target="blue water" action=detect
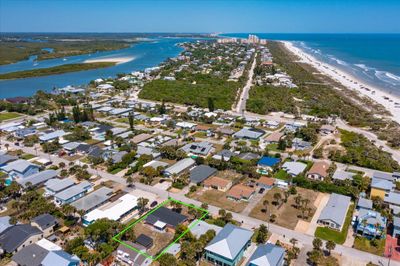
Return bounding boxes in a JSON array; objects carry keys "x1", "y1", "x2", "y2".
[
  {"x1": 0, "y1": 37, "x2": 191, "y2": 98},
  {"x1": 223, "y1": 34, "x2": 400, "y2": 96}
]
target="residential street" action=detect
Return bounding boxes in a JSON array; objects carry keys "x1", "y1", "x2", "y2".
[{"x1": 235, "y1": 53, "x2": 257, "y2": 114}]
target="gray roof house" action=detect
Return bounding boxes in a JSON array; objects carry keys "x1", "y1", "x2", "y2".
[
  {"x1": 371, "y1": 178, "x2": 394, "y2": 192},
  {"x1": 54, "y1": 181, "x2": 92, "y2": 205},
  {"x1": 204, "y1": 223, "x2": 253, "y2": 266},
  {"x1": 190, "y1": 165, "x2": 218, "y2": 184},
  {"x1": 212, "y1": 149, "x2": 234, "y2": 161},
  {"x1": 0, "y1": 224, "x2": 43, "y2": 253},
  {"x1": 233, "y1": 128, "x2": 265, "y2": 140},
  {"x1": 0, "y1": 216, "x2": 11, "y2": 234},
  {"x1": 189, "y1": 220, "x2": 222, "y2": 239},
  {"x1": 71, "y1": 187, "x2": 113, "y2": 212},
  {"x1": 164, "y1": 158, "x2": 196, "y2": 177},
  {"x1": 116, "y1": 241, "x2": 151, "y2": 266},
  {"x1": 332, "y1": 170, "x2": 356, "y2": 181},
  {"x1": 373, "y1": 171, "x2": 395, "y2": 182},
  {"x1": 1, "y1": 159, "x2": 40, "y2": 179},
  {"x1": 12, "y1": 243, "x2": 49, "y2": 266},
  {"x1": 39, "y1": 130, "x2": 66, "y2": 142},
  {"x1": 0, "y1": 152, "x2": 17, "y2": 166},
  {"x1": 357, "y1": 198, "x2": 373, "y2": 210},
  {"x1": 31, "y1": 214, "x2": 58, "y2": 232},
  {"x1": 41, "y1": 250, "x2": 80, "y2": 266},
  {"x1": 181, "y1": 141, "x2": 214, "y2": 156},
  {"x1": 317, "y1": 193, "x2": 351, "y2": 231},
  {"x1": 17, "y1": 169, "x2": 58, "y2": 188},
  {"x1": 281, "y1": 161, "x2": 307, "y2": 177},
  {"x1": 247, "y1": 243, "x2": 286, "y2": 266},
  {"x1": 384, "y1": 192, "x2": 400, "y2": 208},
  {"x1": 44, "y1": 178, "x2": 75, "y2": 196}
]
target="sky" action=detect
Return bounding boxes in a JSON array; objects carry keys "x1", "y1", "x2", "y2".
[{"x1": 1, "y1": 0, "x2": 399, "y2": 33}]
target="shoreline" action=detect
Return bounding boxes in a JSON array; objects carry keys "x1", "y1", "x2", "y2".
[
  {"x1": 281, "y1": 41, "x2": 400, "y2": 124},
  {"x1": 84, "y1": 56, "x2": 135, "y2": 65}
]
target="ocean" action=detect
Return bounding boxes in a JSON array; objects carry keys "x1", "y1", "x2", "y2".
[{"x1": 223, "y1": 33, "x2": 400, "y2": 96}]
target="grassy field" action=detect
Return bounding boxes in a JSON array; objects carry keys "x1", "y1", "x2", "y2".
[
  {"x1": 0, "y1": 112, "x2": 22, "y2": 122},
  {"x1": 314, "y1": 204, "x2": 354, "y2": 244},
  {"x1": 353, "y1": 236, "x2": 385, "y2": 256},
  {"x1": 190, "y1": 189, "x2": 248, "y2": 213},
  {"x1": 0, "y1": 62, "x2": 116, "y2": 79},
  {"x1": 249, "y1": 187, "x2": 318, "y2": 229}
]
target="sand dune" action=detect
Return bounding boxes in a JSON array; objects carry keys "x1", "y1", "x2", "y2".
[{"x1": 84, "y1": 56, "x2": 135, "y2": 65}]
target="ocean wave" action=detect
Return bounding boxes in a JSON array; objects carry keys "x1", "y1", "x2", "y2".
[
  {"x1": 354, "y1": 64, "x2": 374, "y2": 72},
  {"x1": 375, "y1": 71, "x2": 400, "y2": 86},
  {"x1": 327, "y1": 55, "x2": 347, "y2": 66}
]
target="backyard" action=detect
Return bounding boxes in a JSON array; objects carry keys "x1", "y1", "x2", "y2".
[
  {"x1": 249, "y1": 187, "x2": 319, "y2": 229},
  {"x1": 353, "y1": 236, "x2": 385, "y2": 256},
  {"x1": 190, "y1": 189, "x2": 248, "y2": 213}
]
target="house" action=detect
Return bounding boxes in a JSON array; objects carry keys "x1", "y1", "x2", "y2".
[
  {"x1": 39, "y1": 130, "x2": 67, "y2": 143},
  {"x1": 0, "y1": 216, "x2": 11, "y2": 234},
  {"x1": 31, "y1": 214, "x2": 58, "y2": 237},
  {"x1": 320, "y1": 125, "x2": 337, "y2": 135},
  {"x1": 233, "y1": 128, "x2": 265, "y2": 140},
  {"x1": 204, "y1": 176, "x2": 233, "y2": 192},
  {"x1": 285, "y1": 121, "x2": 306, "y2": 132},
  {"x1": 357, "y1": 198, "x2": 373, "y2": 211},
  {"x1": 373, "y1": 171, "x2": 395, "y2": 182},
  {"x1": 281, "y1": 161, "x2": 307, "y2": 177},
  {"x1": 190, "y1": 165, "x2": 217, "y2": 185},
  {"x1": 317, "y1": 193, "x2": 351, "y2": 231},
  {"x1": 44, "y1": 178, "x2": 75, "y2": 196},
  {"x1": 111, "y1": 151, "x2": 128, "y2": 163},
  {"x1": 292, "y1": 138, "x2": 312, "y2": 150},
  {"x1": 181, "y1": 141, "x2": 214, "y2": 156},
  {"x1": 17, "y1": 169, "x2": 58, "y2": 188},
  {"x1": 143, "y1": 160, "x2": 169, "y2": 170},
  {"x1": 256, "y1": 176, "x2": 275, "y2": 189},
  {"x1": 14, "y1": 127, "x2": 36, "y2": 139},
  {"x1": 307, "y1": 161, "x2": 330, "y2": 181},
  {"x1": 392, "y1": 216, "x2": 400, "y2": 238},
  {"x1": 227, "y1": 184, "x2": 255, "y2": 201},
  {"x1": 384, "y1": 192, "x2": 400, "y2": 214},
  {"x1": 0, "y1": 152, "x2": 17, "y2": 167},
  {"x1": 71, "y1": 187, "x2": 113, "y2": 213},
  {"x1": 1, "y1": 159, "x2": 40, "y2": 179},
  {"x1": 189, "y1": 220, "x2": 222, "y2": 238},
  {"x1": 247, "y1": 243, "x2": 286, "y2": 266},
  {"x1": 332, "y1": 170, "x2": 356, "y2": 181},
  {"x1": 41, "y1": 250, "x2": 80, "y2": 266},
  {"x1": 0, "y1": 224, "x2": 43, "y2": 253},
  {"x1": 356, "y1": 209, "x2": 386, "y2": 238},
  {"x1": 257, "y1": 156, "x2": 280, "y2": 174},
  {"x1": 204, "y1": 223, "x2": 252, "y2": 266},
  {"x1": 264, "y1": 132, "x2": 284, "y2": 144},
  {"x1": 238, "y1": 152, "x2": 260, "y2": 161},
  {"x1": 83, "y1": 194, "x2": 138, "y2": 226},
  {"x1": 371, "y1": 178, "x2": 394, "y2": 200},
  {"x1": 163, "y1": 158, "x2": 196, "y2": 177},
  {"x1": 12, "y1": 243, "x2": 49, "y2": 266},
  {"x1": 212, "y1": 149, "x2": 234, "y2": 161},
  {"x1": 135, "y1": 234, "x2": 153, "y2": 249},
  {"x1": 145, "y1": 207, "x2": 187, "y2": 231},
  {"x1": 176, "y1": 121, "x2": 197, "y2": 130},
  {"x1": 116, "y1": 241, "x2": 151, "y2": 266},
  {"x1": 216, "y1": 127, "x2": 235, "y2": 136},
  {"x1": 53, "y1": 181, "x2": 92, "y2": 205},
  {"x1": 136, "y1": 146, "x2": 161, "y2": 159}
]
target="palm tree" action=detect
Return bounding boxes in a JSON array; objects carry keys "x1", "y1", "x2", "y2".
[
  {"x1": 325, "y1": 240, "x2": 336, "y2": 256},
  {"x1": 290, "y1": 238, "x2": 298, "y2": 249},
  {"x1": 294, "y1": 195, "x2": 302, "y2": 209}
]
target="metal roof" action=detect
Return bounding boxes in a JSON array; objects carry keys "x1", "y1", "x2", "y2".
[
  {"x1": 318, "y1": 193, "x2": 351, "y2": 228},
  {"x1": 71, "y1": 187, "x2": 113, "y2": 212}
]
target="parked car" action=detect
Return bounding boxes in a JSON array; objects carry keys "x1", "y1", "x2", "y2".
[
  {"x1": 150, "y1": 201, "x2": 158, "y2": 208},
  {"x1": 259, "y1": 188, "x2": 265, "y2": 194}
]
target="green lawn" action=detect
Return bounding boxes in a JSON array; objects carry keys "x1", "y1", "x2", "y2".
[
  {"x1": 109, "y1": 168, "x2": 123, "y2": 174},
  {"x1": 353, "y1": 236, "x2": 385, "y2": 256},
  {"x1": 20, "y1": 153, "x2": 36, "y2": 160},
  {"x1": 266, "y1": 143, "x2": 280, "y2": 151},
  {"x1": 274, "y1": 169, "x2": 290, "y2": 181},
  {"x1": 314, "y1": 204, "x2": 354, "y2": 244},
  {"x1": 115, "y1": 117, "x2": 129, "y2": 123},
  {"x1": 0, "y1": 112, "x2": 22, "y2": 122}
]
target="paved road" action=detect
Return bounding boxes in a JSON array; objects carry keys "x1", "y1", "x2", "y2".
[
  {"x1": 235, "y1": 53, "x2": 257, "y2": 114},
  {"x1": 2, "y1": 140, "x2": 399, "y2": 265}
]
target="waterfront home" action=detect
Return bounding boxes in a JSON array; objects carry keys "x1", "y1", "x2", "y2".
[
  {"x1": 145, "y1": 207, "x2": 188, "y2": 231},
  {"x1": 44, "y1": 178, "x2": 75, "y2": 196},
  {"x1": 233, "y1": 127, "x2": 265, "y2": 140},
  {"x1": 163, "y1": 158, "x2": 196, "y2": 177},
  {"x1": 257, "y1": 156, "x2": 280, "y2": 174},
  {"x1": 17, "y1": 169, "x2": 58, "y2": 188},
  {"x1": 356, "y1": 209, "x2": 386, "y2": 238},
  {"x1": 189, "y1": 165, "x2": 217, "y2": 185},
  {"x1": 247, "y1": 243, "x2": 286, "y2": 266},
  {"x1": 370, "y1": 178, "x2": 394, "y2": 200},
  {"x1": 307, "y1": 161, "x2": 330, "y2": 181},
  {"x1": 31, "y1": 214, "x2": 58, "y2": 237},
  {"x1": 317, "y1": 193, "x2": 351, "y2": 231},
  {"x1": 281, "y1": 161, "x2": 307, "y2": 177},
  {"x1": 180, "y1": 141, "x2": 214, "y2": 157},
  {"x1": 83, "y1": 194, "x2": 138, "y2": 226},
  {"x1": 1, "y1": 159, "x2": 40, "y2": 179},
  {"x1": 0, "y1": 224, "x2": 43, "y2": 254},
  {"x1": 204, "y1": 223, "x2": 252, "y2": 266},
  {"x1": 227, "y1": 184, "x2": 255, "y2": 201},
  {"x1": 71, "y1": 187, "x2": 113, "y2": 213},
  {"x1": 53, "y1": 181, "x2": 92, "y2": 205},
  {"x1": 204, "y1": 176, "x2": 232, "y2": 192}
]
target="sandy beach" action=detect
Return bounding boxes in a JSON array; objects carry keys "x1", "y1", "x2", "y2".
[
  {"x1": 84, "y1": 56, "x2": 135, "y2": 65},
  {"x1": 281, "y1": 41, "x2": 400, "y2": 124}
]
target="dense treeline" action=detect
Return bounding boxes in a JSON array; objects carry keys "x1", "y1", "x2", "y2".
[
  {"x1": 330, "y1": 130, "x2": 400, "y2": 172},
  {"x1": 139, "y1": 73, "x2": 239, "y2": 110}
]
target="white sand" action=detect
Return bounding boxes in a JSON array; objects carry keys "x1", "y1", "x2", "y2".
[
  {"x1": 84, "y1": 56, "x2": 135, "y2": 65},
  {"x1": 282, "y1": 41, "x2": 400, "y2": 124}
]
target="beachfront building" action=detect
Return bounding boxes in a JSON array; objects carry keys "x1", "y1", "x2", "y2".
[{"x1": 204, "y1": 223, "x2": 253, "y2": 266}]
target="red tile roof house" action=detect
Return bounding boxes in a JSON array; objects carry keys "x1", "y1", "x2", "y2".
[
  {"x1": 307, "y1": 161, "x2": 330, "y2": 181},
  {"x1": 227, "y1": 184, "x2": 255, "y2": 202}
]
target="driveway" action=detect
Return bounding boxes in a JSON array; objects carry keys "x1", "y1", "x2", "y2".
[{"x1": 306, "y1": 192, "x2": 330, "y2": 235}]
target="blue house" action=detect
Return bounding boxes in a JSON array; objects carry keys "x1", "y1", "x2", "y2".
[
  {"x1": 1, "y1": 159, "x2": 40, "y2": 179},
  {"x1": 204, "y1": 223, "x2": 252, "y2": 266},
  {"x1": 247, "y1": 243, "x2": 286, "y2": 266},
  {"x1": 257, "y1": 156, "x2": 281, "y2": 174},
  {"x1": 54, "y1": 181, "x2": 92, "y2": 205},
  {"x1": 356, "y1": 209, "x2": 387, "y2": 239},
  {"x1": 41, "y1": 250, "x2": 80, "y2": 266}
]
